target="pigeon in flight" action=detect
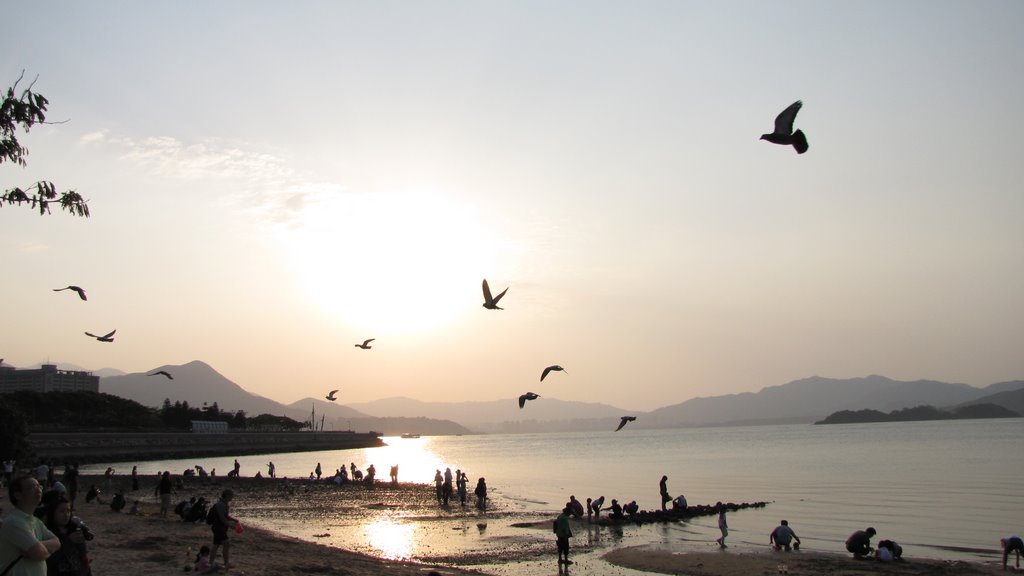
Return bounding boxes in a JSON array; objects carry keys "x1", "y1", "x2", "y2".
[
  {"x1": 355, "y1": 339, "x2": 375, "y2": 350},
  {"x1": 482, "y1": 279, "x2": 508, "y2": 310},
  {"x1": 53, "y1": 286, "x2": 87, "y2": 301},
  {"x1": 325, "y1": 389, "x2": 339, "y2": 401},
  {"x1": 149, "y1": 370, "x2": 173, "y2": 380},
  {"x1": 760, "y1": 100, "x2": 809, "y2": 154},
  {"x1": 518, "y1": 392, "x2": 540, "y2": 409},
  {"x1": 84, "y1": 329, "x2": 116, "y2": 342},
  {"x1": 540, "y1": 365, "x2": 567, "y2": 382},
  {"x1": 615, "y1": 416, "x2": 637, "y2": 431}
]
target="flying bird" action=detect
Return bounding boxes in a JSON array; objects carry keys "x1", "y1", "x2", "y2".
[
  {"x1": 149, "y1": 370, "x2": 173, "y2": 380},
  {"x1": 540, "y1": 365, "x2": 567, "y2": 382},
  {"x1": 355, "y1": 338, "x2": 375, "y2": 349},
  {"x1": 53, "y1": 285, "x2": 87, "y2": 301},
  {"x1": 615, "y1": 416, "x2": 637, "y2": 431},
  {"x1": 518, "y1": 392, "x2": 540, "y2": 409},
  {"x1": 84, "y1": 329, "x2": 116, "y2": 342},
  {"x1": 325, "y1": 389, "x2": 339, "y2": 401},
  {"x1": 481, "y1": 279, "x2": 508, "y2": 310},
  {"x1": 760, "y1": 100, "x2": 809, "y2": 154}
]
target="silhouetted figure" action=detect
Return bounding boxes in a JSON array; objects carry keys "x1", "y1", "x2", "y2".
[
  {"x1": 568, "y1": 495, "x2": 585, "y2": 518},
  {"x1": 474, "y1": 477, "x2": 488, "y2": 510},
  {"x1": 672, "y1": 494, "x2": 687, "y2": 512},
  {"x1": 518, "y1": 392, "x2": 540, "y2": 409},
  {"x1": 442, "y1": 468, "x2": 453, "y2": 505},
  {"x1": 716, "y1": 503, "x2": 728, "y2": 547},
  {"x1": 1002, "y1": 535, "x2": 1023, "y2": 571},
  {"x1": 771, "y1": 519, "x2": 801, "y2": 551},
  {"x1": 481, "y1": 279, "x2": 508, "y2": 310},
  {"x1": 541, "y1": 365, "x2": 566, "y2": 381},
  {"x1": 845, "y1": 527, "x2": 876, "y2": 557},
  {"x1": 555, "y1": 505, "x2": 574, "y2": 565},
  {"x1": 53, "y1": 285, "x2": 87, "y2": 300},
  {"x1": 760, "y1": 100, "x2": 809, "y2": 154},
  {"x1": 390, "y1": 465, "x2": 398, "y2": 483},
  {"x1": 876, "y1": 539, "x2": 902, "y2": 562},
  {"x1": 591, "y1": 496, "x2": 605, "y2": 520},
  {"x1": 84, "y1": 330, "x2": 115, "y2": 342},
  {"x1": 659, "y1": 475, "x2": 670, "y2": 511}
]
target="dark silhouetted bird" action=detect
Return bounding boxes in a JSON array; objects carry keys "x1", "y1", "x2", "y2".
[
  {"x1": 518, "y1": 392, "x2": 540, "y2": 409},
  {"x1": 355, "y1": 339, "x2": 375, "y2": 349},
  {"x1": 615, "y1": 416, "x2": 637, "y2": 431},
  {"x1": 85, "y1": 329, "x2": 116, "y2": 342},
  {"x1": 540, "y1": 365, "x2": 567, "y2": 382},
  {"x1": 325, "y1": 389, "x2": 339, "y2": 401},
  {"x1": 482, "y1": 279, "x2": 508, "y2": 310},
  {"x1": 760, "y1": 100, "x2": 809, "y2": 154},
  {"x1": 53, "y1": 285, "x2": 87, "y2": 301},
  {"x1": 149, "y1": 370, "x2": 173, "y2": 380}
]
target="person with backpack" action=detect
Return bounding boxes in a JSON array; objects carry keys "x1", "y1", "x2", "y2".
[{"x1": 208, "y1": 489, "x2": 239, "y2": 571}]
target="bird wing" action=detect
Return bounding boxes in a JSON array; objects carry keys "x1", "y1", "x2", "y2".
[
  {"x1": 363, "y1": 339, "x2": 375, "y2": 346},
  {"x1": 72, "y1": 286, "x2": 87, "y2": 300},
  {"x1": 615, "y1": 418, "x2": 627, "y2": 431},
  {"x1": 518, "y1": 394, "x2": 527, "y2": 409},
  {"x1": 329, "y1": 389, "x2": 339, "y2": 395},
  {"x1": 492, "y1": 287, "x2": 508, "y2": 304},
  {"x1": 102, "y1": 330, "x2": 117, "y2": 338},
  {"x1": 541, "y1": 366, "x2": 553, "y2": 381},
  {"x1": 773, "y1": 100, "x2": 802, "y2": 135},
  {"x1": 84, "y1": 332, "x2": 98, "y2": 338},
  {"x1": 482, "y1": 279, "x2": 494, "y2": 303}
]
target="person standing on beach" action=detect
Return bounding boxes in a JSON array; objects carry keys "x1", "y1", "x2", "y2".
[
  {"x1": 155, "y1": 471, "x2": 173, "y2": 518},
  {"x1": 131, "y1": 465, "x2": 139, "y2": 492},
  {"x1": 267, "y1": 462, "x2": 275, "y2": 479},
  {"x1": 715, "y1": 503, "x2": 728, "y2": 547},
  {"x1": 474, "y1": 478, "x2": 488, "y2": 511},
  {"x1": 586, "y1": 498, "x2": 593, "y2": 523},
  {"x1": 659, "y1": 476, "x2": 671, "y2": 512},
  {"x1": 845, "y1": 527, "x2": 876, "y2": 557},
  {"x1": 390, "y1": 465, "x2": 398, "y2": 484},
  {"x1": 315, "y1": 462, "x2": 322, "y2": 480},
  {"x1": 433, "y1": 470, "x2": 443, "y2": 504},
  {"x1": 457, "y1": 471, "x2": 468, "y2": 506},
  {"x1": 554, "y1": 505, "x2": 574, "y2": 565},
  {"x1": 442, "y1": 468, "x2": 453, "y2": 506},
  {"x1": 209, "y1": 489, "x2": 239, "y2": 571},
  {"x1": 0, "y1": 476, "x2": 62, "y2": 574},
  {"x1": 1002, "y1": 535, "x2": 1023, "y2": 570}
]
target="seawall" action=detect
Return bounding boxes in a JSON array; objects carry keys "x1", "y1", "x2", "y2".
[{"x1": 28, "y1": 430, "x2": 385, "y2": 464}]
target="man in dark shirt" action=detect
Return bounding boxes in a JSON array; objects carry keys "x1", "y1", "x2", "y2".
[{"x1": 845, "y1": 527, "x2": 876, "y2": 557}]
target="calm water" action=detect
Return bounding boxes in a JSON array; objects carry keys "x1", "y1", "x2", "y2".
[{"x1": 84, "y1": 419, "x2": 1023, "y2": 567}]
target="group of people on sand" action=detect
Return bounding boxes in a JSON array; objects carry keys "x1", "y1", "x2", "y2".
[{"x1": 433, "y1": 468, "x2": 488, "y2": 510}]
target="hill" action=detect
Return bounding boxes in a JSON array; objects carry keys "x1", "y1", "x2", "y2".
[
  {"x1": 955, "y1": 386, "x2": 1024, "y2": 416},
  {"x1": 815, "y1": 403, "x2": 1020, "y2": 424},
  {"x1": 642, "y1": 375, "x2": 1024, "y2": 427}
]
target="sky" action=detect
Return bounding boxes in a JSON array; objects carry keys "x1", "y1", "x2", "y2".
[{"x1": 2, "y1": 1, "x2": 1022, "y2": 411}]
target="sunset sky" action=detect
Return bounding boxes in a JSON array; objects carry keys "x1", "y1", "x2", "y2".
[{"x1": 2, "y1": 1, "x2": 1022, "y2": 411}]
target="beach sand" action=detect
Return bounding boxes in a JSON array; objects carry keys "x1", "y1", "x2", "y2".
[{"x1": 8, "y1": 475, "x2": 1011, "y2": 576}]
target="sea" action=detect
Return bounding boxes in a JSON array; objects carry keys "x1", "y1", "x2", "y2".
[{"x1": 81, "y1": 418, "x2": 1022, "y2": 573}]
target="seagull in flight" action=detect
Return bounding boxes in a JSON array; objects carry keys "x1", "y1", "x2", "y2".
[
  {"x1": 84, "y1": 329, "x2": 116, "y2": 342},
  {"x1": 540, "y1": 365, "x2": 567, "y2": 382},
  {"x1": 518, "y1": 392, "x2": 540, "y2": 409},
  {"x1": 615, "y1": 416, "x2": 637, "y2": 431},
  {"x1": 325, "y1": 389, "x2": 339, "y2": 401},
  {"x1": 355, "y1": 338, "x2": 375, "y2": 349},
  {"x1": 53, "y1": 286, "x2": 87, "y2": 301},
  {"x1": 149, "y1": 370, "x2": 173, "y2": 380},
  {"x1": 482, "y1": 279, "x2": 508, "y2": 310},
  {"x1": 760, "y1": 100, "x2": 809, "y2": 154}
]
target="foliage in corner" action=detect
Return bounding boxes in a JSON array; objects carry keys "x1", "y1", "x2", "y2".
[{"x1": 1, "y1": 71, "x2": 90, "y2": 217}]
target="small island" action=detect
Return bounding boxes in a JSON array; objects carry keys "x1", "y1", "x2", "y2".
[{"x1": 815, "y1": 403, "x2": 1020, "y2": 424}]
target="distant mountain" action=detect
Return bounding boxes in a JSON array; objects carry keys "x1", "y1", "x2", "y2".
[
  {"x1": 956, "y1": 387, "x2": 1024, "y2": 416},
  {"x1": 347, "y1": 396, "x2": 633, "y2": 432},
  {"x1": 101, "y1": 360, "x2": 299, "y2": 417},
  {"x1": 99, "y1": 361, "x2": 468, "y2": 436},
  {"x1": 642, "y1": 375, "x2": 1024, "y2": 427},
  {"x1": 815, "y1": 403, "x2": 1020, "y2": 424}
]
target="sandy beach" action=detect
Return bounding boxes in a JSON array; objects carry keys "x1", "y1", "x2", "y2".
[{"x1": 5, "y1": 474, "x2": 1012, "y2": 576}]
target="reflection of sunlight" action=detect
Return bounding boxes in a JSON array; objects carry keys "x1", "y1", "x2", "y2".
[
  {"x1": 362, "y1": 437, "x2": 450, "y2": 484},
  {"x1": 364, "y1": 519, "x2": 415, "y2": 559}
]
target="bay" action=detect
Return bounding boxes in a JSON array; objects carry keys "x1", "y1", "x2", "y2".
[{"x1": 82, "y1": 418, "x2": 1023, "y2": 566}]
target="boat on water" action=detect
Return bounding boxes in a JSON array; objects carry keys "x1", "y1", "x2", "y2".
[{"x1": 400, "y1": 433, "x2": 421, "y2": 439}]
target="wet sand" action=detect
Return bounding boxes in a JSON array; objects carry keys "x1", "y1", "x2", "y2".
[{"x1": 16, "y1": 475, "x2": 1010, "y2": 576}]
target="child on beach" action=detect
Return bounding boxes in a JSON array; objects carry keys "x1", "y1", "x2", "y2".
[
  {"x1": 554, "y1": 506, "x2": 574, "y2": 565},
  {"x1": 194, "y1": 545, "x2": 217, "y2": 573},
  {"x1": 716, "y1": 503, "x2": 728, "y2": 547}
]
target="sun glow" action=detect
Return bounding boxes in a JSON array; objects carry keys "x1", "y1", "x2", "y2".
[
  {"x1": 286, "y1": 189, "x2": 494, "y2": 335},
  {"x1": 364, "y1": 519, "x2": 416, "y2": 560}
]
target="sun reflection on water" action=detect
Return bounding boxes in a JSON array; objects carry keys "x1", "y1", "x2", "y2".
[{"x1": 364, "y1": 519, "x2": 416, "y2": 560}]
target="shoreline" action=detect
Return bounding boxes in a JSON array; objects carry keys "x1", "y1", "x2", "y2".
[{"x1": 7, "y1": 475, "x2": 1011, "y2": 575}]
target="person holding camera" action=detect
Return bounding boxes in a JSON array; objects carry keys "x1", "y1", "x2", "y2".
[{"x1": 43, "y1": 495, "x2": 93, "y2": 576}]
